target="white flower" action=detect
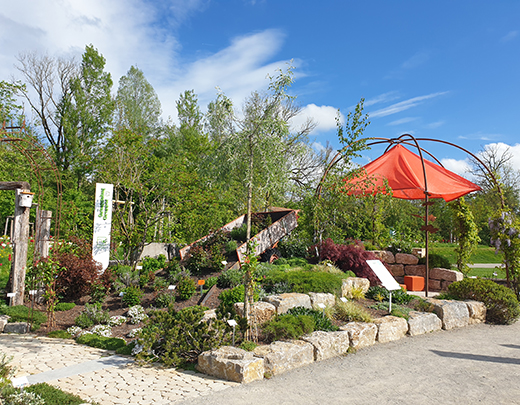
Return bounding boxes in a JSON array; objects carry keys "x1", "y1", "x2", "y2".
[
  {"x1": 131, "y1": 342, "x2": 144, "y2": 355},
  {"x1": 91, "y1": 324, "x2": 112, "y2": 337},
  {"x1": 127, "y1": 327, "x2": 142, "y2": 338},
  {"x1": 108, "y1": 315, "x2": 127, "y2": 327},
  {"x1": 66, "y1": 326, "x2": 83, "y2": 337}
]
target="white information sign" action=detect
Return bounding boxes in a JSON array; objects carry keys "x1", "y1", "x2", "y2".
[
  {"x1": 92, "y1": 183, "x2": 113, "y2": 273},
  {"x1": 366, "y1": 260, "x2": 401, "y2": 291}
]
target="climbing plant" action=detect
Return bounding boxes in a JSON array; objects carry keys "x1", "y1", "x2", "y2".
[{"x1": 450, "y1": 197, "x2": 480, "y2": 277}]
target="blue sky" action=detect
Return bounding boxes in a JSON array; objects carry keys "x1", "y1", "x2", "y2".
[{"x1": 1, "y1": 0, "x2": 520, "y2": 174}]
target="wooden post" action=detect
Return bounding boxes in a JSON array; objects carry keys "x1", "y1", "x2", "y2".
[
  {"x1": 34, "y1": 209, "x2": 52, "y2": 260},
  {"x1": 9, "y1": 189, "x2": 31, "y2": 306}
]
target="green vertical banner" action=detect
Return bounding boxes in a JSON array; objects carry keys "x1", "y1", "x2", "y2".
[{"x1": 92, "y1": 183, "x2": 113, "y2": 273}]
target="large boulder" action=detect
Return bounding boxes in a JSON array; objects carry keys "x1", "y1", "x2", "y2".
[
  {"x1": 341, "y1": 277, "x2": 370, "y2": 299},
  {"x1": 308, "y1": 292, "x2": 336, "y2": 309},
  {"x1": 197, "y1": 346, "x2": 264, "y2": 384},
  {"x1": 407, "y1": 311, "x2": 442, "y2": 336},
  {"x1": 253, "y1": 340, "x2": 314, "y2": 376},
  {"x1": 3, "y1": 322, "x2": 29, "y2": 334},
  {"x1": 465, "y1": 300, "x2": 487, "y2": 324},
  {"x1": 387, "y1": 264, "x2": 405, "y2": 277},
  {"x1": 426, "y1": 298, "x2": 470, "y2": 330},
  {"x1": 430, "y1": 267, "x2": 464, "y2": 282},
  {"x1": 339, "y1": 322, "x2": 378, "y2": 350},
  {"x1": 373, "y1": 316, "x2": 409, "y2": 343},
  {"x1": 370, "y1": 250, "x2": 396, "y2": 264},
  {"x1": 262, "y1": 293, "x2": 312, "y2": 314},
  {"x1": 0, "y1": 315, "x2": 10, "y2": 332},
  {"x1": 301, "y1": 331, "x2": 350, "y2": 361},
  {"x1": 405, "y1": 265, "x2": 426, "y2": 277},
  {"x1": 234, "y1": 301, "x2": 277, "y2": 324},
  {"x1": 395, "y1": 253, "x2": 419, "y2": 265}
]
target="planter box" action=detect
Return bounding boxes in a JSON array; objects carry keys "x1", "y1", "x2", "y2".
[{"x1": 404, "y1": 275, "x2": 424, "y2": 291}]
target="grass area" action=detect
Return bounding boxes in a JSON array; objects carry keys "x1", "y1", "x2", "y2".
[
  {"x1": 467, "y1": 267, "x2": 506, "y2": 279},
  {"x1": 429, "y1": 243, "x2": 503, "y2": 264}
]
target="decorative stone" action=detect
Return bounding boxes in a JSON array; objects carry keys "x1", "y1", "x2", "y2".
[
  {"x1": 3, "y1": 322, "x2": 29, "y2": 334},
  {"x1": 341, "y1": 277, "x2": 370, "y2": 298},
  {"x1": 465, "y1": 300, "x2": 486, "y2": 324},
  {"x1": 387, "y1": 264, "x2": 404, "y2": 277},
  {"x1": 197, "y1": 346, "x2": 264, "y2": 384},
  {"x1": 339, "y1": 322, "x2": 377, "y2": 350},
  {"x1": 395, "y1": 253, "x2": 419, "y2": 265},
  {"x1": 234, "y1": 301, "x2": 277, "y2": 324},
  {"x1": 253, "y1": 340, "x2": 314, "y2": 376},
  {"x1": 407, "y1": 311, "x2": 442, "y2": 336},
  {"x1": 430, "y1": 267, "x2": 464, "y2": 282},
  {"x1": 301, "y1": 331, "x2": 350, "y2": 361},
  {"x1": 373, "y1": 316, "x2": 409, "y2": 343},
  {"x1": 412, "y1": 248, "x2": 426, "y2": 258},
  {"x1": 370, "y1": 250, "x2": 395, "y2": 264},
  {"x1": 404, "y1": 264, "x2": 426, "y2": 277},
  {"x1": 202, "y1": 309, "x2": 217, "y2": 322},
  {"x1": 0, "y1": 315, "x2": 10, "y2": 332},
  {"x1": 428, "y1": 279, "x2": 442, "y2": 291},
  {"x1": 308, "y1": 292, "x2": 335, "y2": 309},
  {"x1": 426, "y1": 298, "x2": 470, "y2": 330},
  {"x1": 262, "y1": 293, "x2": 312, "y2": 314}
]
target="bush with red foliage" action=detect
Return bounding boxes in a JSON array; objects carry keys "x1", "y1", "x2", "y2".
[
  {"x1": 316, "y1": 238, "x2": 382, "y2": 286},
  {"x1": 54, "y1": 237, "x2": 109, "y2": 300}
]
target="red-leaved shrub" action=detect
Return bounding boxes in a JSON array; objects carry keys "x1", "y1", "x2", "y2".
[
  {"x1": 54, "y1": 238, "x2": 106, "y2": 300},
  {"x1": 316, "y1": 238, "x2": 382, "y2": 286}
]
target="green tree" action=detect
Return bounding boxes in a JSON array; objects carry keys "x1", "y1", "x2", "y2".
[
  {"x1": 115, "y1": 66, "x2": 162, "y2": 136},
  {"x1": 450, "y1": 197, "x2": 481, "y2": 276}
]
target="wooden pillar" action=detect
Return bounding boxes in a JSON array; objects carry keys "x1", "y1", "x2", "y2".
[
  {"x1": 34, "y1": 209, "x2": 52, "y2": 260},
  {"x1": 9, "y1": 189, "x2": 31, "y2": 306}
]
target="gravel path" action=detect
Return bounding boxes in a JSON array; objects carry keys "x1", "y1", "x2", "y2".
[{"x1": 180, "y1": 321, "x2": 520, "y2": 405}]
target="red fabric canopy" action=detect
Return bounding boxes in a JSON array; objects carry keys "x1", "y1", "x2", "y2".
[{"x1": 345, "y1": 144, "x2": 480, "y2": 201}]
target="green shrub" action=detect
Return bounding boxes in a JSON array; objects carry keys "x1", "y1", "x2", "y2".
[
  {"x1": 76, "y1": 334, "x2": 127, "y2": 351},
  {"x1": 154, "y1": 291, "x2": 176, "y2": 308},
  {"x1": 25, "y1": 382, "x2": 87, "y2": 405},
  {"x1": 73, "y1": 302, "x2": 110, "y2": 328},
  {"x1": 89, "y1": 281, "x2": 108, "y2": 303},
  {"x1": 0, "y1": 305, "x2": 46, "y2": 330},
  {"x1": 448, "y1": 278, "x2": 520, "y2": 324},
  {"x1": 74, "y1": 312, "x2": 94, "y2": 329},
  {"x1": 142, "y1": 255, "x2": 166, "y2": 273},
  {"x1": 136, "y1": 306, "x2": 228, "y2": 366},
  {"x1": 177, "y1": 276, "x2": 196, "y2": 300},
  {"x1": 366, "y1": 286, "x2": 413, "y2": 305},
  {"x1": 55, "y1": 302, "x2": 76, "y2": 311},
  {"x1": 204, "y1": 276, "x2": 218, "y2": 290},
  {"x1": 333, "y1": 300, "x2": 373, "y2": 323},
  {"x1": 262, "y1": 270, "x2": 343, "y2": 295},
  {"x1": 217, "y1": 268, "x2": 244, "y2": 288},
  {"x1": 277, "y1": 234, "x2": 308, "y2": 258},
  {"x1": 263, "y1": 314, "x2": 315, "y2": 342},
  {"x1": 47, "y1": 330, "x2": 72, "y2": 339},
  {"x1": 217, "y1": 285, "x2": 246, "y2": 318},
  {"x1": 369, "y1": 302, "x2": 411, "y2": 319},
  {"x1": 239, "y1": 340, "x2": 258, "y2": 351},
  {"x1": 116, "y1": 340, "x2": 136, "y2": 355},
  {"x1": 386, "y1": 239, "x2": 414, "y2": 255},
  {"x1": 287, "y1": 306, "x2": 338, "y2": 331},
  {"x1": 225, "y1": 240, "x2": 238, "y2": 255},
  {"x1": 230, "y1": 224, "x2": 247, "y2": 242},
  {"x1": 122, "y1": 286, "x2": 143, "y2": 307},
  {"x1": 153, "y1": 276, "x2": 168, "y2": 292},
  {"x1": 419, "y1": 253, "x2": 451, "y2": 269},
  {"x1": 112, "y1": 264, "x2": 139, "y2": 287}
]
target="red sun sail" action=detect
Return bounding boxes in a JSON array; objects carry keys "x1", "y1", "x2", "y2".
[{"x1": 345, "y1": 144, "x2": 480, "y2": 201}]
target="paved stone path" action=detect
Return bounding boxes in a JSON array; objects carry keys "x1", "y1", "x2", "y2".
[{"x1": 1, "y1": 335, "x2": 238, "y2": 404}]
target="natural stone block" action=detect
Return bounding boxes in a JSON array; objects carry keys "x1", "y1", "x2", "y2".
[
  {"x1": 3, "y1": 322, "x2": 28, "y2": 334},
  {"x1": 370, "y1": 251, "x2": 395, "y2": 264},
  {"x1": 395, "y1": 253, "x2": 419, "y2": 265},
  {"x1": 253, "y1": 340, "x2": 314, "y2": 376},
  {"x1": 465, "y1": 300, "x2": 486, "y2": 324},
  {"x1": 407, "y1": 311, "x2": 442, "y2": 336},
  {"x1": 234, "y1": 301, "x2": 277, "y2": 324},
  {"x1": 441, "y1": 280, "x2": 454, "y2": 291},
  {"x1": 341, "y1": 277, "x2": 370, "y2": 299},
  {"x1": 404, "y1": 264, "x2": 426, "y2": 277},
  {"x1": 0, "y1": 315, "x2": 10, "y2": 332},
  {"x1": 308, "y1": 292, "x2": 335, "y2": 309},
  {"x1": 262, "y1": 293, "x2": 312, "y2": 314},
  {"x1": 373, "y1": 316, "x2": 409, "y2": 343},
  {"x1": 428, "y1": 279, "x2": 442, "y2": 291},
  {"x1": 202, "y1": 309, "x2": 217, "y2": 322},
  {"x1": 301, "y1": 331, "x2": 350, "y2": 361},
  {"x1": 430, "y1": 267, "x2": 463, "y2": 282},
  {"x1": 197, "y1": 346, "x2": 264, "y2": 384},
  {"x1": 426, "y1": 298, "x2": 470, "y2": 330},
  {"x1": 339, "y1": 322, "x2": 377, "y2": 350},
  {"x1": 387, "y1": 264, "x2": 404, "y2": 277}
]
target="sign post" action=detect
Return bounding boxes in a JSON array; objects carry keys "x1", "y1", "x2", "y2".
[
  {"x1": 92, "y1": 184, "x2": 113, "y2": 273},
  {"x1": 366, "y1": 260, "x2": 401, "y2": 313}
]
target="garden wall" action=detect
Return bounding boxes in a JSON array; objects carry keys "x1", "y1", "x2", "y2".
[{"x1": 370, "y1": 251, "x2": 463, "y2": 291}]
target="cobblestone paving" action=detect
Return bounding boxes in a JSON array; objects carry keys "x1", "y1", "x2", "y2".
[{"x1": 1, "y1": 335, "x2": 239, "y2": 404}]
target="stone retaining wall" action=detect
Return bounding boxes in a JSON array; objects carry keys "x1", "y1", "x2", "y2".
[
  {"x1": 197, "y1": 295, "x2": 487, "y2": 384},
  {"x1": 371, "y1": 251, "x2": 463, "y2": 291}
]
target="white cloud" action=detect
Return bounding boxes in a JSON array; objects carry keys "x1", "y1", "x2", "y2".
[
  {"x1": 441, "y1": 158, "x2": 472, "y2": 177},
  {"x1": 401, "y1": 51, "x2": 430, "y2": 70},
  {"x1": 424, "y1": 121, "x2": 445, "y2": 129},
  {"x1": 501, "y1": 30, "x2": 518, "y2": 43},
  {"x1": 364, "y1": 91, "x2": 400, "y2": 107},
  {"x1": 369, "y1": 91, "x2": 449, "y2": 118},
  {"x1": 479, "y1": 142, "x2": 520, "y2": 173},
  {"x1": 290, "y1": 104, "x2": 340, "y2": 135},
  {"x1": 387, "y1": 117, "x2": 417, "y2": 126}
]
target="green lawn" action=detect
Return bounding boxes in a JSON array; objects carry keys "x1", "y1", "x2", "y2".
[
  {"x1": 467, "y1": 267, "x2": 506, "y2": 279},
  {"x1": 429, "y1": 243, "x2": 503, "y2": 264}
]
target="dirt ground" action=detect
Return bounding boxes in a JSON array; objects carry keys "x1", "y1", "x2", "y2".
[{"x1": 178, "y1": 321, "x2": 520, "y2": 405}]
